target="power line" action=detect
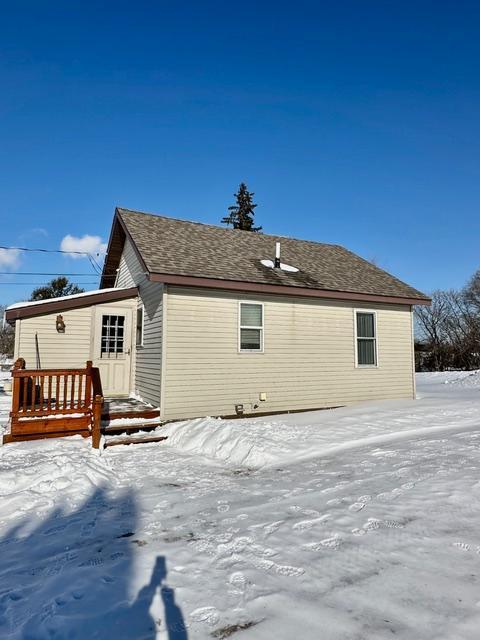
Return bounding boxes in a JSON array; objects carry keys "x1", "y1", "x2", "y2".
[
  {"x1": 0, "y1": 244, "x2": 99, "y2": 256},
  {"x1": 0, "y1": 244, "x2": 105, "y2": 274},
  {"x1": 0, "y1": 282, "x2": 100, "y2": 285},
  {"x1": 0, "y1": 272, "x2": 103, "y2": 276}
]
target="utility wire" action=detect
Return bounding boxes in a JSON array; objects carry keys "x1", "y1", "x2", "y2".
[
  {"x1": 0, "y1": 244, "x2": 98, "y2": 256},
  {"x1": 0, "y1": 280, "x2": 98, "y2": 287},
  {"x1": 0, "y1": 272, "x2": 116, "y2": 277},
  {"x1": 0, "y1": 272, "x2": 106, "y2": 276},
  {"x1": 0, "y1": 244, "x2": 105, "y2": 274}
]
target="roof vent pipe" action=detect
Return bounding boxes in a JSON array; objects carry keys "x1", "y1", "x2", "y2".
[{"x1": 274, "y1": 242, "x2": 281, "y2": 269}]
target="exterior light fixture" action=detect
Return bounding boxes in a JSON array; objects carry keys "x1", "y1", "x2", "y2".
[{"x1": 56, "y1": 315, "x2": 66, "y2": 333}]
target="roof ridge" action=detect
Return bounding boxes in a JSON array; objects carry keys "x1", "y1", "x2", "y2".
[
  {"x1": 109, "y1": 206, "x2": 430, "y2": 303},
  {"x1": 116, "y1": 206, "x2": 342, "y2": 250}
]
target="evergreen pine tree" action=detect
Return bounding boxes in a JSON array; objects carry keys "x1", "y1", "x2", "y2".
[{"x1": 222, "y1": 183, "x2": 262, "y2": 232}]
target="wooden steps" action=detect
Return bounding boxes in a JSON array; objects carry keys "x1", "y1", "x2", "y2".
[
  {"x1": 104, "y1": 435, "x2": 168, "y2": 448},
  {"x1": 100, "y1": 397, "x2": 163, "y2": 446},
  {"x1": 101, "y1": 408, "x2": 160, "y2": 421},
  {"x1": 101, "y1": 397, "x2": 166, "y2": 448},
  {"x1": 102, "y1": 421, "x2": 163, "y2": 435}
]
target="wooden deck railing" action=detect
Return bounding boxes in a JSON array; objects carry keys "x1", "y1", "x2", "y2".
[{"x1": 7, "y1": 359, "x2": 104, "y2": 448}]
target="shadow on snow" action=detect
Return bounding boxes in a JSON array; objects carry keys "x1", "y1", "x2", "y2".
[{"x1": 0, "y1": 486, "x2": 187, "y2": 639}]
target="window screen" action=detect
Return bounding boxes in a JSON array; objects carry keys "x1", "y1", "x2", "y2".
[
  {"x1": 356, "y1": 311, "x2": 376, "y2": 366},
  {"x1": 101, "y1": 315, "x2": 125, "y2": 355},
  {"x1": 240, "y1": 303, "x2": 263, "y2": 351}
]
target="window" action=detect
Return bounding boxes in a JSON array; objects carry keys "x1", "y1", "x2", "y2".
[
  {"x1": 355, "y1": 311, "x2": 377, "y2": 366},
  {"x1": 136, "y1": 306, "x2": 144, "y2": 347},
  {"x1": 101, "y1": 314, "x2": 125, "y2": 355},
  {"x1": 239, "y1": 303, "x2": 264, "y2": 352}
]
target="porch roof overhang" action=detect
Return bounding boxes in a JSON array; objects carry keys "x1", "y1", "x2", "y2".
[{"x1": 5, "y1": 287, "x2": 139, "y2": 323}]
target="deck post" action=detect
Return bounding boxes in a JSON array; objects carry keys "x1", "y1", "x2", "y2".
[
  {"x1": 10, "y1": 359, "x2": 23, "y2": 416},
  {"x1": 85, "y1": 360, "x2": 93, "y2": 408},
  {"x1": 92, "y1": 394, "x2": 103, "y2": 449},
  {"x1": 9, "y1": 358, "x2": 26, "y2": 425}
]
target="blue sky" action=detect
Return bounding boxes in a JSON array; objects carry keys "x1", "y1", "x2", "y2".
[{"x1": 1, "y1": 1, "x2": 479, "y2": 305}]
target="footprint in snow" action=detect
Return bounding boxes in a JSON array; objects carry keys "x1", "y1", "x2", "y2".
[
  {"x1": 190, "y1": 606, "x2": 220, "y2": 626},
  {"x1": 383, "y1": 520, "x2": 405, "y2": 529},
  {"x1": 275, "y1": 564, "x2": 305, "y2": 577},
  {"x1": 292, "y1": 515, "x2": 331, "y2": 531},
  {"x1": 43, "y1": 524, "x2": 67, "y2": 536},
  {"x1": 363, "y1": 519, "x2": 382, "y2": 531},
  {"x1": 261, "y1": 521, "x2": 284, "y2": 537},
  {"x1": 358, "y1": 518, "x2": 405, "y2": 533},
  {"x1": 351, "y1": 528, "x2": 367, "y2": 536},
  {"x1": 349, "y1": 502, "x2": 366, "y2": 512},
  {"x1": 326, "y1": 498, "x2": 342, "y2": 506},
  {"x1": 302, "y1": 535, "x2": 342, "y2": 551},
  {"x1": 79, "y1": 557, "x2": 104, "y2": 567},
  {"x1": 247, "y1": 554, "x2": 304, "y2": 576},
  {"x1": 229, "y1": 571, "x2": 247, "y2": 593}
]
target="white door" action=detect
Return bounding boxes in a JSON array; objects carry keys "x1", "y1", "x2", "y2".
[{"x1": 93, "y1": 306, "x2": 133, "y2": 397}]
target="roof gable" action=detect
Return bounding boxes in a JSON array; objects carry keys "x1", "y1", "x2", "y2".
[{"x1": 101, "y1": 207, "x2": 430, "y2": 304}]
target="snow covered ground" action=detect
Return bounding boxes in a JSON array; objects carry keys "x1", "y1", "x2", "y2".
[{"x1": 1, "y1": 372, "x2": 480, "y2": 639}]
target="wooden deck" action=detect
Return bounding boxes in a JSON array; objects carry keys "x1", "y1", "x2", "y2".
[
  {"x1": 4, "y1": 359, "x2": 103, "y2": 448},
  {"x1": 3, "y1": 360, "x2": 165, "y2": 449},
  {"x1": 102, "y1": 397, "x2": 160, "y2": 421}
]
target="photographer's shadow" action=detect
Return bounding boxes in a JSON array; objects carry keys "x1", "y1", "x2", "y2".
[{"x1": 0, "y1": 487, "x2": 187, "y2": 639}]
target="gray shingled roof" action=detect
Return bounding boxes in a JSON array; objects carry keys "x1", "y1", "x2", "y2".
[{"x1": 116, "y1": 208, "x2": 429, "y2": 301}]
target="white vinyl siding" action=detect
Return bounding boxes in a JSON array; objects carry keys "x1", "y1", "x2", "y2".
[
  {"x1": 115, "y1": 238, "x2": 144, "y2": 288},
  {"x1": 162, "y1": 287, "x2": 415, "y2": 420},
  {"x1": 116, "y1": 238, "x2": 163, "y2": 406},
  {"x1": 13, "y1": 298, "x2": 136, "y2": 370},
  {"x1": 14, "y1": 307, "x2": 94, "y2": 369}
]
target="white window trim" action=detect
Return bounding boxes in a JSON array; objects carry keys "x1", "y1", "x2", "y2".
[
  {"x1": 238, "y1": 301, "x2": 264, "y2": 353},
  {"x1": 354, "y1": 309, "x2": 378, "y2": 368},
  {"x1": 136, "y1": 304, "x2": 144, "y2": 348}
]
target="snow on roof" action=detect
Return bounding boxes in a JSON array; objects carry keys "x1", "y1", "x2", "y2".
[{"x1": 6, "y1": 288, "x2": 124, "y2": 311}]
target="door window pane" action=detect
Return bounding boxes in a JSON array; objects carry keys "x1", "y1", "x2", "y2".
[{"x1": 101, "y1": 315, "x2": 125, "y2": 355}]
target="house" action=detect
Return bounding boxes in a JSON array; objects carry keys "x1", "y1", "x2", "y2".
[{"x1": 6, "y1": 207, "x2": 431, "y2": 421}]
